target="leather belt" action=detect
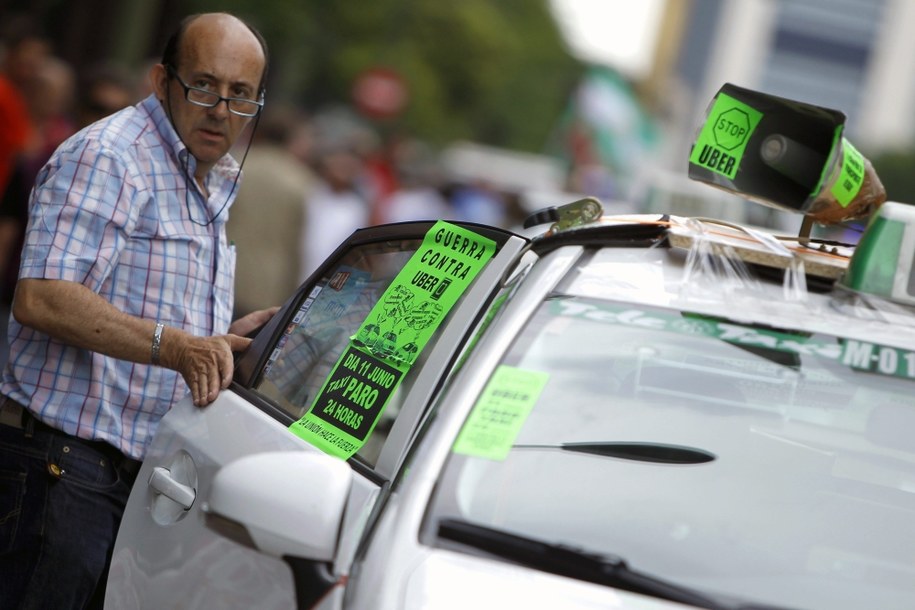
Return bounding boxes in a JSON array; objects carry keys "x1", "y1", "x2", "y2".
[
  {"x1": 0, "y1": 396, "x2": 141, "y2": 478},
  {"x1": 0, "y1": 396, "x2": 30, "y2": 429}
]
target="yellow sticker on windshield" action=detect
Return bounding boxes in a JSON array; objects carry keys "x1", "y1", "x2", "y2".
[{"x1": 452, "y1": 366, "x2": 549, "y2": 461}]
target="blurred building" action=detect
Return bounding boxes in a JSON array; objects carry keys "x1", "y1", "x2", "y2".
[
  {"x1": 655, "y1": 0, "x2": 915, "y2": 160},
  {"x1": 553, "y1": 0, "x2": 915, "y2": 225}
]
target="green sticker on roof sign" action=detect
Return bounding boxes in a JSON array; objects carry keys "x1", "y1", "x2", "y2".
[
  {"x1": 689, "y1": 93, "x2": 764, "y2": 180},
  {"x1": 453, "y1": 366, "x2": 549, "y2": 461},
  {"x1": 830, "y1": 137, "x2": 865, "y2": 207},
  {"x1": 289, "y1": 221, "x2": 496, "y2": 459}
]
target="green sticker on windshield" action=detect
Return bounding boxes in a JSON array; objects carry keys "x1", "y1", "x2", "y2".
[
  {"x1": 689, "y1": 93, "x2": 763, "y2": 180},
  {"x1": 830, "y1": 138, "x2": 865, "y2": 207},
  {"x1": 290, "y1": 222, "x2": 496, "y2": 459},
  {"x1": 453, "y1": 366, "x2": 549, "y2": 461}
]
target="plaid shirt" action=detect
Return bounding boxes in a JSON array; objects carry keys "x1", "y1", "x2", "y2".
[{"x1": 1, "y1": 94, "x2": 238, "y2": 459}]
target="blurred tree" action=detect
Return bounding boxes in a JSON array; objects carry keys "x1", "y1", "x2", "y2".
[
  {"x1": 186, "y1": 0, "x2": 583, "y2": 151},
  {"x1": 871, "y1": 149, "x2": 915, "y2": 206},
  {"x1": 1, "y1": 0, "x2": 581, "y2": 152}
]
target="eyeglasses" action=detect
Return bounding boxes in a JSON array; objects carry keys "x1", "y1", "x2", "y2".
[{"x1": 167, "y1": 65, "x2": 263, "y2": 117}]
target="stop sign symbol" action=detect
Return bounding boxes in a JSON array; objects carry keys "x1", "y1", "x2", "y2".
[{"x1": 713, "y1": 108, "x2": 750, "y2": 151}]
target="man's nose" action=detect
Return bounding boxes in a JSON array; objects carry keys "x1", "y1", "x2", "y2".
[{"x1": 207, "y1": 98, "x2": 231, "y2": 118}]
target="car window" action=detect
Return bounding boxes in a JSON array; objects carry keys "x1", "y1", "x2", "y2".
[{"x1": 252, "y1": 239, "x2": 421, "y2": 465}]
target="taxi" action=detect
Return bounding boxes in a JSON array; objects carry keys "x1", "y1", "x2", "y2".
[{"x1": 105, "y1": 86, "x2": 915, "y2": 610}]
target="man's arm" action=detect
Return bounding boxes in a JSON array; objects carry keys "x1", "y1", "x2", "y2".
[{"x1": 13, "y1": 278, "x2": 251, "y2": 406}]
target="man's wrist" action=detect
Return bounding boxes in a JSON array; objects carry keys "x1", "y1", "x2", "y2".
[{"x1": 151, "y1": 323, "x2": 165, "y2": 365}]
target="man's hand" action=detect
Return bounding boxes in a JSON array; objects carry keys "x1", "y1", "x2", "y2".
[
  {"x1": 161, "y1": 306, "x2": 278, "y2": 406},
  {"x1": 166, "y1": 332, "x2": 252, "y2": 406},
  {"x1": 229, "y1": 306, "x2": 280, "y2": 337}
]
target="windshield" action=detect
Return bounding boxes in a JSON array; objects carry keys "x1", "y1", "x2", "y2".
[{"x1": 426, "y1": 296, "x2": 915, "y2": 610}]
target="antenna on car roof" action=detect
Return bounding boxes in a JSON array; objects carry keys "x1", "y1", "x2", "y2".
[{"x1": 522, "y1": 197, "x2": 603, "y2": 233}]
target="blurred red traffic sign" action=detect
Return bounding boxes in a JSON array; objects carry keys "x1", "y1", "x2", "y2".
[{"x1": 352, "y1": 67, "x2": 408, "y2": 119}]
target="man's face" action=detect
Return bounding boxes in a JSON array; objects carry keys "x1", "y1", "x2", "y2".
[{"x1": 153, "y1": 15, "x2": 265, "y2": 178}]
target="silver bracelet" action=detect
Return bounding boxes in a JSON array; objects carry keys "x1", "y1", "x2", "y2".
[{"x1": 151, "y1": 323, "x2": 165, "y2": 365}]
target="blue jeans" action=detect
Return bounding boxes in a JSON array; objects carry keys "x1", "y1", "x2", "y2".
[{"x1": 0, "y1": 405, "x2": 140, "y2": 609}]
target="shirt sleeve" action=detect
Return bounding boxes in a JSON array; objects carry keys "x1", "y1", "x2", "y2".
[{"x1": 19, "y1": 139, "x2": 142, "y2": 292}]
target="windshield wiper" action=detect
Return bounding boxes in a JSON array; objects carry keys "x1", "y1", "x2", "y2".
[
  {"x1": 437, "y1": 519, "x2": 796, "y2": 610},
  {"x1": 514, "y1": 441, "x2": 716, "y2": 464}
]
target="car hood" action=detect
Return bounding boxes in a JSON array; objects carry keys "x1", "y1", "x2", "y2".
[{"x1": 402, "y1": 548, "x2": 694, "y2": 610}]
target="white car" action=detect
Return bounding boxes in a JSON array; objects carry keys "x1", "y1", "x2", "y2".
[{"x1": 106, "y1": 198, "x2": 915, "y2": 610}]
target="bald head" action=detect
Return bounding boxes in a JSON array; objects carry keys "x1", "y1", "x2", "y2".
[{"x1": 161, "y1": 12, "x2": 268, "y2": 95}]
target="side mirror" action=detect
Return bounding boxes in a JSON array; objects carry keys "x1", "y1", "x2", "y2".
[{"x1": 204, "y1": 451, "x2": 352, "y2": 561}]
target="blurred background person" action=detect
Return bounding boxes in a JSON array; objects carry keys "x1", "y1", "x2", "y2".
[
  {"x1": 0, "y1": 17, "x2": 47, "y2": 207},
  {"x1": 76, "y1": 61, "x2": 137, "y2": 128},
  {"x1": 299, "y1": 137, "x2": 371, "y2": 278},
  {"x1": 0, "y1": 23, "x2": 57, "y2": 370},
  {"x1": 20, "y1": 56, "x2": 77, "y2": 176},
  {"x1": 447, "y1": 178, "x2": 510, "y2": 227},
  {"x1": 374, "y1": 137, "x2": 451, "y2": 224},
  {"x1": 227, "y1": 104, "x2": 317, "y2": 317}
]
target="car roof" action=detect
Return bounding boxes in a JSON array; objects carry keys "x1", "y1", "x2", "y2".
[{"x1": 525, "y1": 212, "x2": 915, "y2": 350}]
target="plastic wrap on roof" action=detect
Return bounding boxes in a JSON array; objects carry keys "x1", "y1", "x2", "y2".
[
  {"x1": 676, "y1": 217, "x2": 809, "y2": 306},
  {"x1": 830, "y1": 285, "x2": 915, "y2": 329},
  {"x1": 670, "y1": 213, "x2": 915, "y2": 331},
  {"x1": 564, "y1": 214, "x2": 825, "y2": 316}
]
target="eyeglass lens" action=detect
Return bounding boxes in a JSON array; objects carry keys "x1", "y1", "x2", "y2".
[{"x1": 186, "y1": 89, "x2": 260, "y2": 116}]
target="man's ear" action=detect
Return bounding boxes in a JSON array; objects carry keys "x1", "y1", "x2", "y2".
[{"x1": 149, "y1": 63, "x2": 169, "y2": 102}]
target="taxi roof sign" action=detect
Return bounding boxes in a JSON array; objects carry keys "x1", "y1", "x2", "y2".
[
  {"x1": 839, "y1": 201, "x2": 915, "y2": 306},
  {"x1": 689, "y1": 83, "x2": 885, "y2": 225}
]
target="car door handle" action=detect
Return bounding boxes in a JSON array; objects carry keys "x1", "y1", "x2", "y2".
[{"x1": 148, "y1": 466, "x2": 196, "y2": 510}]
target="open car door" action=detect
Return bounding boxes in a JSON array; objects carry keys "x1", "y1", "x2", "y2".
[{"x1": 105, "y1": 221, "x2": 525, "y2": 609}]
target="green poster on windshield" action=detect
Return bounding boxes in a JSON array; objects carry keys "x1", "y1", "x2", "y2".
[
  {"x1": 290, "y1": 222, "x2": 497, "y2": 459},
  {"x1": 453, "y1": 365, "x2": 550, "y2": 461}
]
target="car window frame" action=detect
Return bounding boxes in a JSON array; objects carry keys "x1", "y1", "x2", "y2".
[{"x1": 231, "y1": 221, "x2": 525, "y2": 480}]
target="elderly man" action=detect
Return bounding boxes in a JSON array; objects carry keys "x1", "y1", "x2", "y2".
[{"x1": 0, "y1": 13, "x2": 275, "y2": 608}]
